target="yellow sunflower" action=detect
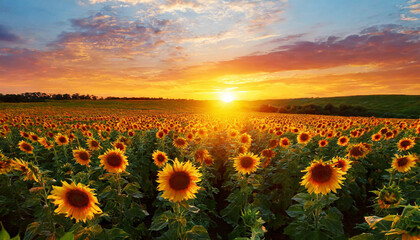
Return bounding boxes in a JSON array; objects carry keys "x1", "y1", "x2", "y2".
[
  {"x1": 268, "y1": 139, "x2": 279, "y2": 149},
  {"x1": 87, "y1": 138, "x2": 101, "y2": 151},
  {"x1": 376, "y1": 184, "x2": 402, "y2": 209},
  {"x1": 233, "y1": 152, "x2": 261, "y2": 175},
  {"x1": 392, "y1": 154, "x2": 417, "y2": 173},
  {"x1": 99, "y1": 148, "x2": 129, "y2": 173},
  {"x1": 173, "y1": 137, "x2": 188, "y2": 149},
  {"x1": 238, "y1": 133, "x2": 252, "y2": 146},
  {"x1": 337, "y1": 136, "x2": 349, "y2": 146},
  {"x1": 112, "y1": 141, "x2": 126, "y2": 152},
  {"x1": 73, "y1": 147, "x2": 91, "y2": 166},
  {"x1": 297, "y1": 132, "x2": 311, "y2": 144},
  {"x1": 280, "y1": 137, "x2": 290, "y2": 148},
  {"x1": 332, "y1": 157, "x2": 352, "y2": 173},
  {"x1": 152, "y1": 150, "x2": 168, "y2": 167},
  {"x1": 348, "y1": 143, "x2": 368, "y2": 159},
  {"x1": 55, "y1": 134, "x2": 69, "y2": 146},
  {"x1": 12, "y1": 158, "x2": 39, "y2": 182},
  {"x1": 0, "y1": 153, "x2": 13, "y2": 175},
  {"x1": 300, "y1": 160, "x2": 345, "y2": 195},
  {"x1": 48, "y1": 181, "x2": 102, "y2": 222},
  {"x1": 157, "y1": 159, "x2": 202, "y2": 202},
  {"x1": 398, "y1": 138, "x2": 415, "y2": 151},
  {"x1": 18, "y1": 140, "x2": 33, "y2": 154},
  {"x1": 318, "y1": 139, "x2": 328, "y2": 147}
]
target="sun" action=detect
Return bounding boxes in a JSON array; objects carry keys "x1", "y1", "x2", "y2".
[{"x1": 221, "y1": 92, "x2": 234, "y2": 102}]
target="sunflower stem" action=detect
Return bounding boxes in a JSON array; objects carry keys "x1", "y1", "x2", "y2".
[{"x1": 388, "y1": 170, "x2": 394, "y2": 186}]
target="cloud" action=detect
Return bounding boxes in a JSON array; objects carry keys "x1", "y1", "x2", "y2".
[
  {"x1": 0, "y1": 25, "x2": 21, "y2": 42},
  {"x1": 401, "y1": 14, "x2": 419, "y2": 21}
]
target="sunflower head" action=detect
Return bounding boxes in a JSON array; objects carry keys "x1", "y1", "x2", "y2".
[
  {"x1": 48, "y1": 181, "x2": 102, "y2": 222},
  {"x1": 0, "y1": 153, "x2": 13, "y2": 175},
  {"x1": 261, "y1": 149, "x2": 275, "y2": 159},
  {"x1": 398, "y1": 138, "x2": 415, "y2": 151},
  {"x1": 55, "y1": 134, "x2": 69, "y2": 146},
  {"x1": 392, "y1": 154, "x2": 417, "y2": 173},
  {"x1": 348, "y1": 143, "x2": 369, "y2": 159},
  {"x1": 372, "y1": 133, "x2": 382, "y2": 141},
  {"x1": 18, "y1": 140, "x2": 33, "y2": 154},
  {"x1": 157, "y1": 159, "x2": 202, "y2": 202},
  {"x1": 239, "y1": 133, "x2": 252, "y2": 145},
  {"x1": 337, "y1": 136, "x2": 349, "y2": 146},
  {"x1": 376, "y1": 183, "x2": 402, "y2": 209},
  {"x1": 112, "y1": 141, "x2": 126, "y2": 152},
  {"x1": 332, "y1": 157, "x2": 352, "y2": 173},
  {"x1": 11, "y1": 158, "x2": 39, "y2": 182},
  {"x1": 99, "y1": 148, "x2": 129, "y2": 173},
  {"x1": 152, "y1": 150, "x2": 168, "y2": 167},
  {"x1": 318, "y1": 139, "x2": 328, "y2": 148},
  {"x1": 280, "y1": 137, "x2": 290, "y2": 147},
  {"x1": 194, "y1": 149, "x2": 210, "y2": 164},
  {"x1": 73, "y1": 147, "x2": 91, "y2": 166},
  {"x1": 233, "y1": 152, "x2": 261, "y2": 175},
  {"x1": 268, "y1": 139, "x2": 279, "y2": 149},
  {"x1": 156, "y1": 130, "x2": 165, "y2": 139},
  {"x1": 87, "y1": 138, "x2": 101, "y2": 151},
  {"x1": 173, "y1": 137, "x2": 188, "y2": 149},
  {"x1": 300, "y1": 159, "x2": 345, "y2": 195},
  {"x1": 297, "y1": 132, "x2": 311, "y2": 144}
]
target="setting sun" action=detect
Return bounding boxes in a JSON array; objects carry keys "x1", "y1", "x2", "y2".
[{"x1": 221, "y1": 93, "x2": 234, "y2": 103}]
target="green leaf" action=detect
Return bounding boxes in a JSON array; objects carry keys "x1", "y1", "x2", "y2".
[
  {"x1": 292, "y1": 193, "x2": 312, "y2": 204},
  {"x1": 59, "y1": 231, "x2": 74, "y2": 240},
  {"x1": 105, "y1": 228, "x2": 129, "y2": 240},
  {"x1": 0, "y1": 223, "x2": 11, "y2": 240},
  {"x1": 286, "y1": 204, "x2": 304, "y2": 218},
  {"x1": 186, "y1": 226, "x2": 210, "y2": 240},
  {"x1": 150, "y1": 212, "x2": 170, "y2": 231}
]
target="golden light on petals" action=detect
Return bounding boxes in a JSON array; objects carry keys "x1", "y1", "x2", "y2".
[
  {"x1": 99, "y1": 148, "x2": 129, "y2": 173},
  {"x1": 392, "y1": 154, "x2": 417, "y2": 173},
  {"x1": 300, "y1": 160, "x2": 345, "y2": 195},
  {"x1": 152, "y1": 150, "x2": 168, "y2": 167},
  {"x1": 233, "y1": 152, "x2": 261, "y2": 175},
  {"x1": 48, "y1": 181, "x2": 102, "y2": 222},
  {"x1": 73, "y1": 147, "x2": 91, "y2": 166},
  {"x1": 18, "y1": 140, "x2": 34, "y2": 154},
  {"x1": 397, "y1": 138, "x2": 415, "y2": 151},
  {"x1": 157, "y1": 159, "x2": 202, "y2": 202}
]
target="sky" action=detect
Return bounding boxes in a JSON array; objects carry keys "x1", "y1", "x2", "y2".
[{"x1": 0, "y1": 0, "x2": 419, "y2": 100}]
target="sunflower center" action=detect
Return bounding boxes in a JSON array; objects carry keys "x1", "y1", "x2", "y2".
[
  {"x1": 157, "y1": 154, "x2": 165, "y2": 162},
  {"x1": 115, "y1": 143, "x2": 124, "y2": 150},
  {"x1": 66, "y1": 189, "x2": 90, "y2": 208},
  {"x1": 169, "y1": 171, "x2": 191, "y2": 190},
  {"x1": 397, "y1": 157, "x2": 408, "y2": 167},
  {"x1": 240, "y1": 156, "x2": 254, "y2": 169},
  {"x1": 175, "y1": 138, "x2": 186, "y2": 145},
  {"x1": 91, "y1": 141, "x2": 99, "y2": 147},
  {"x1": 22, "y1": 143, "x2": 32, "y2": 151},
  {"x1": 340, "y1": 138, "x2": 346, "y2": 143},
  {"x1": 78, "y1": 152, "x2": 89, "y2": 161},
  {"x1": 106, "y1": 153, "x2": 123, "y2": 167},
  {"x1": 282, "y1": 139, "x2": 288, "y2": 145},
  {"x1": 311, "y1": 164, "x2": 332, "y2": 183},
  {"x1": 335, "y1": 161, "x2": 344, "y2": 168},
  {"x1": 59, "y1": 137, "x2": 66, "y2": 143},
  {"x1": 400, "y1": 140, "x2": 411, "y2": 148},
  {"x1": 350, "y1": 147, "x2": 362, "y2": 157},
  {"x1": 300, "y1": 134, "x2": 309, "y2": 141}
]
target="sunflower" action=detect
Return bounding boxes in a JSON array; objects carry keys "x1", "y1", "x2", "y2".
[
  {"x1": 18, "y1": 140, "x2": 33, "y2": 154},
  {"x1": 152, "y1": 150, "x2": 168, "y2": 167},
  {"x1": 348, "y1": 143, "x2": 368, "y2": 159},
  {"x1": 233, "y1": 152, "x2": 261, "y2": 175},
  {"x1": 261, "y1": 149, "x2": 275, "y2": 159},
  {"x1": 297, "y1": 132, "x2": 311, "y2": 144},
  {"x1": 238, "y1": 146, "x2": 248, "y2": 154},
  {"x1": 12, "y1": 158, "x2": 39, "y2": 182},
  {"x1": 87, "y1": 138, "x2": 101, "y2": 151},
  {"x1": 300, "y1": 160, "x2": 345, "y2": 195},
  {"x1": 112, "y1": 141, "x2": 126, "y2": 152},
  {"x1": 156, "y1": 130, "x2": 165, "y2": 139},
  {"x1": 99, "y1": 148, "x2": 128, "y2": 173},
  {"x1": 239, "y1": 133, "x2": 252, "y2": 146},
  {"x1": 371, "y1": 133, "x2": 382, "y2": 141},
  {"x1": 268, "y1": 139, "x2": 279, "y2": 149},
  {"x1": 203, "y1": 156, "x2": 214, "y2": 166},
  {"x1": 39, "y1": 138, "x2": 54, "y2": 149},
  {"x1": 0, "y1": 153, "x2": 13, "y2": 175},
  {"x1": 337, "y1": 136, "x2": 349, "y2": 146},
  {"x1": 73, "y1": 148, "x2": 91, "y2": 166},
  {"x1": 376, "y1": 184, "x2": 402, "y2": 209},
  {"x1": 55, "y1": 134, "x2": 69, "y2": 146},
  {"x1": 194, "y1": 149, "x2": 210, "y2": 164},
  {"x1": 318, "y1": 139, "x2": 328, "y2": 147},
  {"x1": 48, "y1": 181, "x2": 102, "y2": 222},
  {"x1": 392, "y1": 154, "x2": 417, "y2": 173},
  {"x1": 332, "y1": 157, "x2": 352, "y2": 173},
  {"x1": 398, "y1": 138, "x2": 415, "y2": 151},
  {"x1": 29, "y1": 133, "x2": 39, "y2": 142},
  {"x1": 157, "y1": 159, "x2": 202, "y2": 202},
  {"x1": 173, "y1": 137, "x2": 188, "y2": 149},
  {"x1": 280, "y1": 137, "x2": 290, "y2": 148}
]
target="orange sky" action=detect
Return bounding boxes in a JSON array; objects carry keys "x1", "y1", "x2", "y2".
[{"x1": 0, "y1": 0, "x2": 419, "y2": 100}]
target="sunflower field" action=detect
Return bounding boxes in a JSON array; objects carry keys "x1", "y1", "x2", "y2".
[{"x1": 0, "y1": 106, "x2": 419, "y2": 240}]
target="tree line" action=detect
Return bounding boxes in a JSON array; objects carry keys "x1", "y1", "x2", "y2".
[
  {"x1": 258, "y1": 103, "x2": 372, "y2": 117},
  {"x1": 0, "y1": 93, "x2": 172, "y2": 102}
]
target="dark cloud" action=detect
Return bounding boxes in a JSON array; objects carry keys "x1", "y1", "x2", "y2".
[{"x1": 0, "y1": 24, "x2": 21, "y2": 42}]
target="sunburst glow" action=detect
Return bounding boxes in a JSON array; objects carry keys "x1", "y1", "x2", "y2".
[{"x1": 221, "y1": 93, "x2": 234, "y2": 103}]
